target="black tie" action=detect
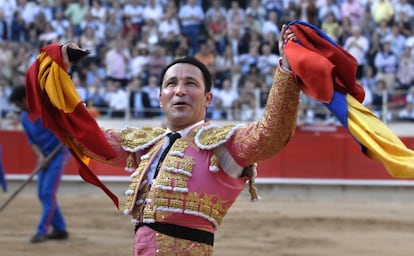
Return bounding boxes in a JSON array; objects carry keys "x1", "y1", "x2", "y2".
[{"x1": 153, "y1": 132, "x2": 181, "y2": 179}]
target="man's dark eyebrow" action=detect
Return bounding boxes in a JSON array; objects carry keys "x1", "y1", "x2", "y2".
[{"x1": 163, "y1": 76, "x2": 201, "y2": 84}]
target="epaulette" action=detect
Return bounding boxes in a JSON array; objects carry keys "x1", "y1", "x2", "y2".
[
  {"x1": 195, "y1": 123, "x2": 244, "y2": 150},
  {"x1": 120, "y1": 126, "x2": 166, "y2": 152}
]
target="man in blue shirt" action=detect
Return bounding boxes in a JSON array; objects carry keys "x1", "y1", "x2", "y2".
[{"x1": 9, "y1": 85, "x2": 69, "y2": 243}]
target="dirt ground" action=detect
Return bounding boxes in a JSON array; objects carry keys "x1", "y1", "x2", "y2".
[{"x1": 1, "y1": 183, "x2": 414, "y2": 256}]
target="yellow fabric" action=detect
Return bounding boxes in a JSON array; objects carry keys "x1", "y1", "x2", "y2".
[
  {"x1": 37, "y1": 52, "x2": 80, "y2": 113},
  {"x1": 347, "y1": 94, "x2": 414, "y2": 178}
]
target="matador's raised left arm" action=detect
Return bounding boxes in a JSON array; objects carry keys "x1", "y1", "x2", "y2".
[{"x1": 226, "y1": 61, "x2": 300, "y2": 166}]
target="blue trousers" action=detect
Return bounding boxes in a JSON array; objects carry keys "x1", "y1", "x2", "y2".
[{"x1": 36, "y1": 150, "x2": 68, "y2": 235}]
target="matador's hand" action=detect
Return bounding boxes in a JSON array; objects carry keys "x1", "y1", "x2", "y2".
[
  {"x1": 279, "y1": 24, "x2": 297, "y2": 70},
  {"x1": 61, "y1": 42, "x2": 90, "y2": 71}
]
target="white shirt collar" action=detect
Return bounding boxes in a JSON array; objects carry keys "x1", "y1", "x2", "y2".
[{"x1": 165, "y1": 120, "x2": 205, "y2": 137}]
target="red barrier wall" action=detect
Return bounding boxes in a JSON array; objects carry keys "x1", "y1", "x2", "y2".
[{"x1": 1, "y1": 127, "x2": 413, "y2": 180}]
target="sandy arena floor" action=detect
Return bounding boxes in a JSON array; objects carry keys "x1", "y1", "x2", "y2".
[{"x1": 1, "y1": 181, "x2": 414, "y2": 256}]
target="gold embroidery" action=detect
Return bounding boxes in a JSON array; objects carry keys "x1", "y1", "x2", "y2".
[
  {"x1": 170, "y1": 139, "x2": 188, "y2": 152},
  {"x1": 174, "y1": 179, "x2": 187, "y2": 189},
  {"x1": 197, "y1": 124, "x2": 236, "y2": 147},
  {"x1": 163, "y1": 157, "x2": 179, "y2": 169},
  {"x1": 144, "y1": 190, "x2": 229, "y2": 227},
  {"x1": 157, "y1": 178, "x2": 172, "y2": 188},
  {"x1": 155, "y1": 233, "x2": 213, "y2": 256},
  {"x1": 235, "y1": 67, "x2": 300, "y2": 162},
  {"x1": 180, "y1": 157, "x2": 195, "y2": 174},
  {"x1": 121, "y1": 126, "x2": 165, "y2": 150}
]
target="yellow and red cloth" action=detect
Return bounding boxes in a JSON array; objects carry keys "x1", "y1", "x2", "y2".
[
  {"x1": 26, "y1": 43, "x2": 119, "y2": 208},
  {"x1": 285, "y1": 20, "x2": 414, "y2": 178}
]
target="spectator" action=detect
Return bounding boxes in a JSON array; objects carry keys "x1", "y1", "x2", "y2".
[
  {"x1": 227, "y1": 1, "x2": 246, "y2": 30},
  {"x1": 0, "y1": 0, "x2": 17, "y2": 27},
  {"x1": 370, "y1": 0, "x2": 394, "y2": 25},
  {"x1": 258, "y1": 42, "x2": 279, "y2": 77},
  {"x1": 360, "y1": 8, "x2": 377, "y2": 39},
  {"x1": 207, "y1": 11, "x2": 227, "y2": 55},
  {"x1": 297, "y1": 0, "x2": 318, "y2": 26},
  {"x1": 50, "y1": 10, "x2": 71, "y2": 38},
  {"x1": 107, "y1": 0, "x2": 124, "y2": 23},
  {"x1": 127, "y1": 77, "x2": 152, "y2": 118},
  {"x1": 129, "y1": 43, "x2": 150, "y2": 81},
  {"x1": 38, "y1": 23, "x2": 59, "y2": 45},
  {"x1": 370, "y1": 79, "x2": 393, "y2": 121},
  {"x1": 205, "y1": 0, "x2": 227, "y2": 24},
  {"x1": 216, "y1": 78, "x2": 239, "y2": 120},
  {"x1": 395, "y1": 11, "x2": 412, "y2": 37},
  {"x1": 245, "y1": 13, "x2": 262, "y2": 36},
  {"x1": 86, "y1": 84, "x2": 109, "y2": 116},
  {"x1": 10, "y1": 10, "x2": 28, "y2": 42},
  {"x1": 0, "y1": 77, "x2": 11, "y2": 118},
  {"x1": 405, "y1": 86, "x2": 414, "y2": 104},
  {"x1": 233, "y1": 80, "x2": 257, "y2": 121},
  {"x1": 374, "y1": 38, "x2": 399, "y2": 90},
  {"x1": 0, "y1": 10, "x2": 8, "y2": 41},
  {"x1": 387, "y1": 24, "x2": 407, "y2": 58},
  {"x1": 104, "y1": 38, "x2": 130, "y2": 87},
  {"x1": 146, "y1": 44, "x2": 168, "y2": 79},
  {"x1": 64, "y1": 0, "x2": 90, "y2": 37},
  {"x1": 158, "y1": 9, "x2": 181, "y2": 54},
  {"x1": 123, "y1": 0, "x2": 145, "y2": 32},
  {"x1": 343, "y1": 25, "x2": 369, "y2": 79},
  {"x1": 375, "y1": 19, "x2": 391, "y2": 39},
  {"x1": 79, "y1": 26, "x2": 100, "y2": 64},
  {"x1": 17, "y1": 0, "x2": 40, "y2": 29},
  {"x1": 104, "y1": 12, "x2": 123, "y2": 41},
  {"x1": 280, "y1": 0, "x2": 300, "y2": 25},
  {"x1": 262, "y1": 0, "x2": 285, "y2": 21},
  {"x1": 394, "y1": 0, "x2": 414, "y2": 23},
  {"x1": 178, "y1": 0, "x2": 205, "y2": 55},
  {"x1": 142, "y1": 74, "x2": 161, "y2": 116},
  {"x1": 366, "y1": 32, "x2": 382, "y2": 72},
  {"x1": 104, "y1": 78, "x2": 128, "y2": 118},
  {"x1": 262, "y1": 10, "x2": 280, "y2": 40},
  {"x1": 0, "y1": 41, "x2": 13, "y2": 80},
  {"x1": 321, "y1": 12, "x2": 340, "y2": 42},
  {"x1": 360, "y1": 65, "x2": 378, "y2": 92},
  {"x1": 336, "y1": 16, "x2": 352, "y2": 45},
  {"x1": 195, "y1": 42, "x2": 216, "y2": 68},
  {"x1": 140, "y1": 18, "x2": 159, "y2": 47},
  {"x1": 396, "y1": 102, "x2": 414, "y2": 121},
  {"x1": 395, "y1": 46, "x2": 414, "y2": 90},
  {"x1": 340, "y1": 0, "x2": 364, "y2": 26},
  {"x1": 143, "y1": 0, "x2": 163, "y2": 24},
  {"x1": 215, "y1": 45, "x2": 239, "y2": 85},
  {"x1": 318, "y1": 0, "x2": 341, "y2": 23},
  {"x1": 239, "y1": 44, "x2": 261, "y2": 74},
  {"x1": 80, "y1": 11, "x2": 106, "y2": 42},
  {"x1": 90, "y1": 0, "x2": 107, "y2": 23},
  {"x1": 245, "y1": 0, "x2": 266, "y2": 24}
]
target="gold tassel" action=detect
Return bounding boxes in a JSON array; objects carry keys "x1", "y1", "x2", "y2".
[
  {"x1": 248, "y1": 178, "x2": 260, "y2": 202},
  {"x1": 125, "y1": 153, "x2": 135, "y2": 171}
]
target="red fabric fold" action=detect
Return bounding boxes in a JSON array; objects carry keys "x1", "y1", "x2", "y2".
[
  {"x1": 285, "y1": 24, "x2": 365, "y2": 103},
  {"x1": 25, "y1": 43, "x2": 119, "y2": 209}
]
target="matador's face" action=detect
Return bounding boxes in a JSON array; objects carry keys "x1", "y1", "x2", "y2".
[{"x1": 159, "y1": 63, "x2": 212, "y2": 131}]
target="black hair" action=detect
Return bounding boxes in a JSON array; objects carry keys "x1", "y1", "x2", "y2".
[
  {"x1": 8, "y1": 85, "x2": 26, "y2": 103},
  {"x1": 158, "y1": 56, "x2": 212, "y2": 93}
]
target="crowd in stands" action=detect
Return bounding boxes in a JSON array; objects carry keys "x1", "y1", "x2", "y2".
[{"x1": 1, "y1": 0, "x2": 414, "y2": 129}]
